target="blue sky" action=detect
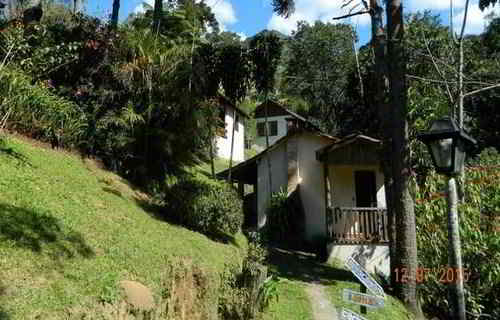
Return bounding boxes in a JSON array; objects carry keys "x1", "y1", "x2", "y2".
[{"x1": 85, "y1": 0, "x2": 500, "y2": 46}]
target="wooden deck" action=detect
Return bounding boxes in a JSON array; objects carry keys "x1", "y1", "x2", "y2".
[{"x1": 327, "y1": 207, "x2": 389, "y2": 244}]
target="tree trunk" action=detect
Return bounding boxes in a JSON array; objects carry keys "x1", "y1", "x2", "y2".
[
  {"x1": 369, "y1": 0, "x2": 397, "y2": 290},
  {"x1": 73, "y1": 0, "x2": 82, "y2": 14},
  {"x1": 111, "y1": 0, "x2": 120, "y2": 29},
  {"x1": 210, "y1": 129, "x2": 215, "y2": 179},
  {"x1": 228, "y1": 109, "x2": 237, "y2": 182},
  {"x1": 386, "y1": 0, "x2": 421, "y2": 316},
  {"x1": 153, "y1": 0, "x2": 163, "y2": 33},
  {"x1": 446, "y1": 177, "x2": 466, "y2": 320},
  {"x1": 264, "y1": 99, "x2": 273, "y2": 195}
]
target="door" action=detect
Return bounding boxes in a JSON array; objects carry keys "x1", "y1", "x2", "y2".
[{"x1": 354, "y1": 170, "x2": 377, "y2": 207}]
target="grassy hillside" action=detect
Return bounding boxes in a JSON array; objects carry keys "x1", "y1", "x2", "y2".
[{"x1": 0, "y1": 134, "x2": 247, "y2": 319}]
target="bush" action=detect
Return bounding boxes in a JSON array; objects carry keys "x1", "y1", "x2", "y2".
[
  {"x1": 415, "y1": 149, "x2": 500, "y2": 319},
  {"x1": 164, "y1": 176, "x2": 243, "y2": 240},
  {"x1": 0, "y1": 67, "x2": 86, "y2": 147},
  {"x1": 264, "y1": 188, "x2": 291, "y2": 243}
]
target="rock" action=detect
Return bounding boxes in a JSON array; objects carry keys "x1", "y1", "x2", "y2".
[{"x1": 119, "y1": 280, "x2": 155, "y2": 311}]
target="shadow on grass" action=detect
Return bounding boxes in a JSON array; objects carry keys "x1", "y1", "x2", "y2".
[
  {"x1": 0, "y1": 203, "x2": 95, "y2": 261},
  {"x1": 0, "y1": 141, "x2": 31, "y2": 167},
  {"x1": 267, "y1": 247, "x2": 357, "y2": 286},
  {"x1": 101, "y1": 186, "x2": 123, "y2": 198}
]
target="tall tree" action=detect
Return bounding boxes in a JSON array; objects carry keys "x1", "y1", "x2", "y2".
[
  {"x1": 111, "y1": 0, "x2": 120, "y2": 29},
  {"x1": 281, "y1": 21, "x2": 356, "y2": 134},
  {"x1": 153, "y1": 0, "x2": 163, "y2": 32},
  {"x1": 73, "y1": 0, "x2": 82, "y2": 13},
  {"x1": 269, "y1": 0, "x2": 421, "y2": 315},
  {"x1": 386, "y1": 0, "x2": 420, "y2": 315}
]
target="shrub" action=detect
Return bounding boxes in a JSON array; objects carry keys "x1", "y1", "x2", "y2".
[
  {"x1": 0, "y1": 67, "x2": 86, "y2": 147},
  {"x1": 264, "y1": 188, "x2": 290, "y2": 243},
  {"x1": 415, "y1": 149, "x2": 500, "y2": 319},
  {"x1": 164, "y1": 176, "x2": 243, "y2": 240}
]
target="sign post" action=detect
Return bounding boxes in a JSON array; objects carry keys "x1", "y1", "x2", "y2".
[{"x1": 341, "y1": 255, "x2": 386, "y2": 320}]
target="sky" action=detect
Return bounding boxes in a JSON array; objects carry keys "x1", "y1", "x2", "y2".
[{"x1": 85, "y1": 0, "x2": 500, "y2": 46}]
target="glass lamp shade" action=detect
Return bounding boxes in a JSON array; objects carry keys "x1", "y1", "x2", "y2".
[
  {"x1": 429, "y1": 138, "x2": 453, "y2": 169},
  {"x1": 417, "y1": 117, "x2": 476, "y2": 176}
]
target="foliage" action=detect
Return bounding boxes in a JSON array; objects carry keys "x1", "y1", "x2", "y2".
[
  {"x1": 164, "y1": 175, "x2": 243, "y2": 240},
  {"x1": 415, "y1": 150, "x2": 500, "y2": 319},
  {"x1": 280, "y1": 21, "x2": 356, "y2": 134},
  {"x1": 0, "y1": 67, "x2": 86, "y2": 147},
  {"x1": 248, "y1": 31, "x2": 283, "y2": 95},
  {"x1": 217, "y1": 42, "x2": 252, "y2": 103},
  {"x1": 264, "y1": 188, "x2": 291, "y2": 243}
]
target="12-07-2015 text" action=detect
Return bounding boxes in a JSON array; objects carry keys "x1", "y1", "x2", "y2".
[{"x1": 394, "y1": 267, "x2": 472, "y2": 284}]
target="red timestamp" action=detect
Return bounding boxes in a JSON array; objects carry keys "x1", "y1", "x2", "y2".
[{"x1": 394, "y1": 267, "x2": 472, "y2": 284}]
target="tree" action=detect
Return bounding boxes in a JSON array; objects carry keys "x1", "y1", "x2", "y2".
[
  {"x1": 270, "y1": 0, "x2": 421, "y2": 315},
  {"x1": 111, "y1": 0, "x2": 119, "y2": 29},
  {"x1": 248, "y1": 32, "x2": 283, "y2": 196},
  {"x1": 281, "y1": 21, "x2": 356, "y2": 134},
  {"x1": 73, "y1": 0, "x2": 82, "y2": 13},
  {"x1": 153, "y1": 0, "x2": 162, "y2": 32}
]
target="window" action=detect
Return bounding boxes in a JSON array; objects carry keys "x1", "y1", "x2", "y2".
[
  {"x1": 257, "y1": 121, "x2": 278, "y2": 137},
  {"x1": 235, "y1": 114, "x2": 239, "y2": 132}
]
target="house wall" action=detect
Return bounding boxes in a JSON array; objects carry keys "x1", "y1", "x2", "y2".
[
  {"x1": 256, "y1": 143, "x2": 288, "y2": 228},
  {"x1": 328, "y1": 165, "x2": 386, "y2": 208},
  {"x1": 215, "y1": 106, "x2": 245, "y2": 162},
  {"x1": 297, "y1": 134, "x2": 333, "y2": 242},
  {"x1": 255, "y1": 133, "x2": 334, "y2": 240},
  {"x1": 255, "y1": 115, "x2": 289, "y2": 149}
]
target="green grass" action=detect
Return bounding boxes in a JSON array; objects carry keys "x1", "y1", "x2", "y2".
[
  {"x1": 196, "y1": 157, "x2": 232, "y2": 177},
  {"x1": 0, "y1": 135, "x2": 247, "y2": 319},
  {"x1": 262, "y1": 279, "x2": 313, "y2": 320}
]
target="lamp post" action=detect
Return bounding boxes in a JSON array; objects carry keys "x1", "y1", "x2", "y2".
[{"x1": 417, "y1": 117, "x2": 476, "y2": 320}]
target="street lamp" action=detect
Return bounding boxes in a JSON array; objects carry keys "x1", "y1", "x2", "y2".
[
  {"x1": 417, "y1": 117, "x2": 476, "y2": 320},
  {"x1": 417, "y1": 117, "x2": 476, "y2": 176}
]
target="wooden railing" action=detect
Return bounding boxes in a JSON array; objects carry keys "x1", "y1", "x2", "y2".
[{"x1": 327, "y1": 207, "x2": 389, "y2": 244}]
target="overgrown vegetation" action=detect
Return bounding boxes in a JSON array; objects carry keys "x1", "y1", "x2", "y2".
[
  {"x1": 164, "y1": 175, "x2": 243, "y2": 241},
  {"x1": 416, "y1": 149, "x2": 500, "y2": 319}
]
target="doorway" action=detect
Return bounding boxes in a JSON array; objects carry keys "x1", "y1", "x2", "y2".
[{"x1": 354, "y1": 170, "x2": 377, "y2": 207}]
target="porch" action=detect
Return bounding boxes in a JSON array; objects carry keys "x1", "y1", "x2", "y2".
[
  {"x1": 326, "y1": 207, "x2": 389, "y2": 244},
  {"x1": 317, "y1": 134, "x2": 388, "y2": 246}
]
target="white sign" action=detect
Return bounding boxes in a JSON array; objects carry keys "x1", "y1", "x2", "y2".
[
  {"x1": 340, "y1": 308, "x2": 369, "y2": 320},
  {"x1": 345, "y1": 256, "x2": 385, "y2": 298},
  {"x1": 343, "y1": 289, "x2": 385, "y2": 308}
]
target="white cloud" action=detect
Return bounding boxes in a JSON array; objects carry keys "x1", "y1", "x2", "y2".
[
  {"x1": 133, "y1": 0, "x2": 238, "y2": 31},
  {"x1": 206, "y1": 0, "x2": 237, "y2": 28},
  {"x1": 453, "y1": 4, "x2": 500, "y2": 35},
  {"x1": 134, "y1": 0, "x2": 153, "y2": 14},
  {"x1": 236, "y1": 32, "x2": 248, "y2": 41},
  {"x1": 407, "y1": 0, "x2": 466, "y2": 11},
  {"x1": 266, "y1": 0, "x2": 371, "y2": 35},
  {"x1": 266, "y1": 0, "x2": 497, "y2": 36}
]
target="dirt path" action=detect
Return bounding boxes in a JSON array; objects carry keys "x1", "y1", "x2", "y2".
[
  {"x1": 268, "y1": 247, "x2": 355, "y2": 320},
  {"x1": 305, "y1": 282, "x2": 338, "y2": 320}
]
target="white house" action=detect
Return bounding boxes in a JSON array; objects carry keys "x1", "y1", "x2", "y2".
[
  {"x1": 253, "y1": 100, "x2": 317, "y2": 151},
  {"x1": 218, "y1": 130, "x2": 390, "y2": 276},
  {"x1": 215, "y1": 96, "x2": 248, "y2": 162}
]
